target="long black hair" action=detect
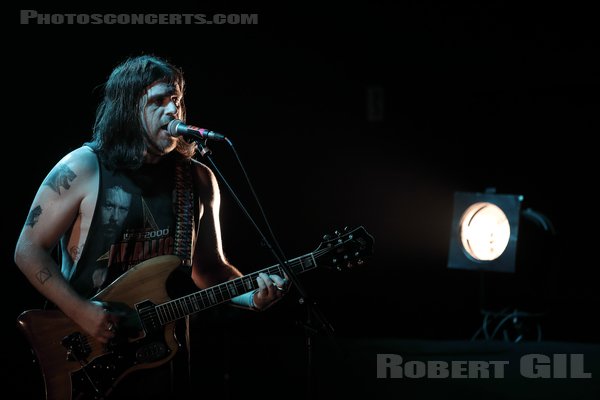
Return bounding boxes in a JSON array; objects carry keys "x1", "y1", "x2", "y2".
[{"x1": 87, "y1": 55, "x2": 195, "y2": 170}]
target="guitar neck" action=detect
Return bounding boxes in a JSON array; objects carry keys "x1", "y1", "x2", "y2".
[{"x1": 154, "y1": 252, "x2": 318, "y2": 325}]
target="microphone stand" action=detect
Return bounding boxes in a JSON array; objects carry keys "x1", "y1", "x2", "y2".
[{"x1": 192, "y1": 138, "x2": 337, "y2": 400}]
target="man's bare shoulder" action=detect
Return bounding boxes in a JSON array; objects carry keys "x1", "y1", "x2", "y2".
[
  {"x1": 41, "y1": 146, "x2": 98, "y2": 196},
  {"x1": 190, "y1": 158, "x2": 218, "y2": 199},
  {"x1": 55, "y1": 146, "x2": 99, "y2": 178},
  {"x1": 190, "y1": 158, "x2": 216, "y2": 184}
]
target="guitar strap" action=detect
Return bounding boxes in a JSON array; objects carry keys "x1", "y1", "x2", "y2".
[
  {"x1": 174, "y1": 158, "x2": 195, "y2": 267},
  {"x1": 173, "y1": 157, "x2": 196, "y2": 391}
]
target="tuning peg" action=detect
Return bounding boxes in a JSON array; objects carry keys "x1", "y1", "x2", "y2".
[
  {"x1": 323, "y1": 234, "x2": 332, "y2": 241},
  {"x1": 343, "y1": 226, "x2": 349, "y2": 232},
  {"x1": 334, "y1": 230, "x2": 342, "y2": 237}
]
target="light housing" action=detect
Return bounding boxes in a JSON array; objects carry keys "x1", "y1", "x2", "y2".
[{"x1": 447, "y1": 191, "x2": 523, "y2": 273}]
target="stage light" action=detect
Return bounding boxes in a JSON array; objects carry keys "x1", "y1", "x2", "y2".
[{"x1": 447, "y1": 191, "x2": 523, "y2": 273}]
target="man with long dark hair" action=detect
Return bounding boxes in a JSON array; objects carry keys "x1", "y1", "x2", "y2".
[{"x1": 14, "y1": 55, "x2": 286, "y2": 398}]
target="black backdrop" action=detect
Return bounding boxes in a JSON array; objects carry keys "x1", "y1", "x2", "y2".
[{"x1": 5, "y1": 2, "x2": 599, "y2": 399}]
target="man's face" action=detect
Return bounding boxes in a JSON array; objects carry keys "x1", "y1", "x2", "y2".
[
  {"x1": 101, "y1": 186, "x2": 132, "y2": 239},
  {"x1": 140, "y1": 81, "x2": 183, "y2": 158}
]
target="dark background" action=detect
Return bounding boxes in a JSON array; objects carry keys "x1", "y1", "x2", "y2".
[{"x1": 5, "y1": 2, "x2": 599, "y2": 399}]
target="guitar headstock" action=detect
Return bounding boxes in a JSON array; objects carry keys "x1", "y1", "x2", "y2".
[{"x1": 314, "y1": 226, "x2": 374, "y2": 271}]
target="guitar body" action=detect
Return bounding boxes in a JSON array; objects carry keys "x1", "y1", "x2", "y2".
[
  {"x1": 17, "y1": 255, "x2": 182, "y2": 400},
  {"x1": 16, "y1": 226, "x2": 374, "y2": 400}
]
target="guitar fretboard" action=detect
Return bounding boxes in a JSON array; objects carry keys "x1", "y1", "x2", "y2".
[{"x1": 153, "y1": 252, "x2": 318, "y2": 325}]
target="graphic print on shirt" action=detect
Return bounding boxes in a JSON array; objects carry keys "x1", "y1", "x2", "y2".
[
  {"x1": 93, "y1": 183, "x2": 176, "y2": 293},
  {"x1": 97, "y1": 196, "x2": 174, "y2": 280},
  {"x1": 94, "y1": 185, "x2": 133, "y2": 288}
]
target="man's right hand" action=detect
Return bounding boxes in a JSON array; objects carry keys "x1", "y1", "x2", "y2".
[{"x1": 73, "y1": 300, "x2": 119, "y2": 343}]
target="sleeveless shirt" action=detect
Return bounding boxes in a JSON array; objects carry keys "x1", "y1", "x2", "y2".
[{"x1": 61, "y1": 152, "x2": 180, "y2": 299}]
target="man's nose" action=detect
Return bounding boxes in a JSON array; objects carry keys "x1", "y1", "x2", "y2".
[
  {"x1": 109, "y1": 210, "x2": 122, "y2": 222},
  {"x1": 165, "y1": 99, "x2": 178, "y2": 115}
]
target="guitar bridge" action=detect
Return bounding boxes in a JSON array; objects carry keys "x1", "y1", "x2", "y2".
[{"x1": 62, "y1": 332, "x2": 91, "y2": 361}]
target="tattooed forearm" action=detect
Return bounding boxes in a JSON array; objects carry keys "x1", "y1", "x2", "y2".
[
  {"x1": 36, "y1": 268, "x2": 52, "y2": 285},
  {"x1": 26, "y1": 205, "x2": 42, "y2": 228},
  {"x1": 43, "y1": 164, "x2": 77, "y2": 195}
]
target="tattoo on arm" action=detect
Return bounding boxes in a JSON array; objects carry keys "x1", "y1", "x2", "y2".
[
  {"x1": 43, "y1": 164, "x2": 77, "y2": 195},
  {"x1": 36, "y1": 268, "x2": 52, "y2": 285},
  {"x1": 26, "y1": 205, "x2": 42, "y2": 228}
]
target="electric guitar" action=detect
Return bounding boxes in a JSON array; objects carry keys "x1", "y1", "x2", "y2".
[{"x1": 17, "y1": 226, "x2": 374, "y2": 400}]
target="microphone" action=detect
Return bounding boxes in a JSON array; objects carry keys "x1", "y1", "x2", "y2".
[{"x1": 167, "y1": 119, "x2": 227, "y2": 141}]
